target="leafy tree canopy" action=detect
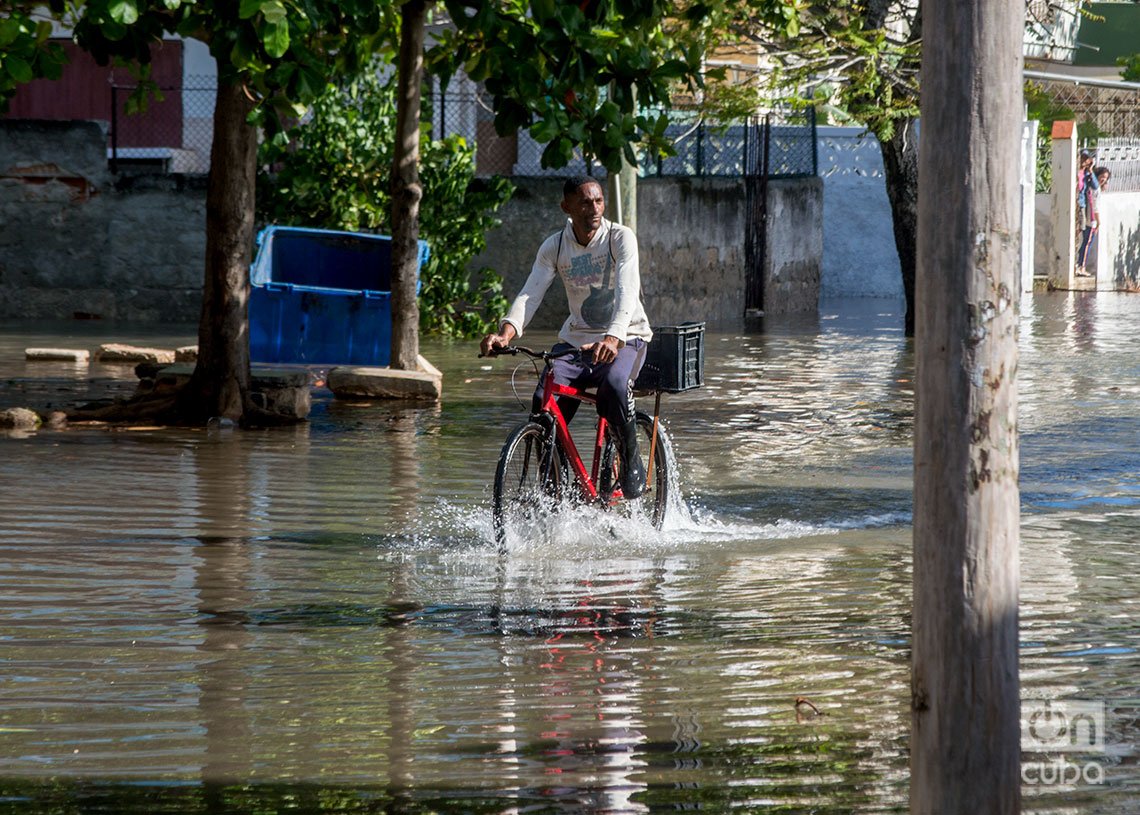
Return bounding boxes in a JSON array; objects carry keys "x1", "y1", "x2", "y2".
[
  {"x1": 0, "y1": 4, "x2": 68, "y2": 112},
  {"x1": 428, "y1": 0, "x2": 801, "y2": 172},
  {"x1": 1119, "y1": 53, "x2": 1140, "y2": 83},
  {"x1": 710, "y1": 0, "x2": 920, "y2": 141},
  {"x1": 65, "y1": 0, "x2": 398, "y2": 126}
]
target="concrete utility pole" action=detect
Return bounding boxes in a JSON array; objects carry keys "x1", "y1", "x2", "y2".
[
  {"x1": 911, "y1": 0, "x2": 1023, "y2": 812},
  {"x1": 607, "y1": 154, "x2": 637, "y2": 232}
]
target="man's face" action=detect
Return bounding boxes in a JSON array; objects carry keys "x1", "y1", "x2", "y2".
[{"x1": 561, "y1": 182, "x2": 605, "y2": 237}]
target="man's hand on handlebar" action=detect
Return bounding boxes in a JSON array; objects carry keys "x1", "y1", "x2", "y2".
[
  {"x1": 480, "y1": 324, "x2": 517, "y2": 357},
  {"x1": 580, "y1": 335, "x2": 620, "y2": 365}
]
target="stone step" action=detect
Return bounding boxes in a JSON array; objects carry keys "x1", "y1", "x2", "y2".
[
  {"x1": 95, "y1": 344, "x2": 176, "y2": 365},
  {"x1": 25, "y1": 348, "x2": 90, "y2": 362},
  {"x1": 327, "y1": 355, "x2": 442, "y2": 401}
]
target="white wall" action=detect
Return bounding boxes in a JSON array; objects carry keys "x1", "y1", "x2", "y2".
[
  {"x1": 816, "y1": 126, "x2": 904, "y2": 299},
  {"x1": 1091, "y1": 191, "x2": 1140, "y2": 290}
]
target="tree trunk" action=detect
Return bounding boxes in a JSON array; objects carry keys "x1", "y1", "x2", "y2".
[
  {"x1": 182, "y1": 78, "x2": 258, "y2": 422},
  {"x1": 880, "y1": 119, "x2": 919, "y2": 336},
  {"x1": 864, "y1": 0, "x2": 920, "y2": 337},
  {"x1": 910, "y1": 0, "x2": 1022, "y2": 812},
  {"x1": 389, "y1": 0, "x2": 428, "y2": 371}
]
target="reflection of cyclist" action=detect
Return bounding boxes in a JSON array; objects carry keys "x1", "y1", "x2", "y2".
[{"x1": 481, "y1": 175, "x2": 653, "y2": 497}]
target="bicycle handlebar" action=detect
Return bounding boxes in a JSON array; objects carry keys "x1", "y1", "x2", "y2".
[{"x1": 479, "y1": 345, "x2": 579, "y2": 361}]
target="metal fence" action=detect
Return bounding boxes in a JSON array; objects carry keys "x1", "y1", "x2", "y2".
[
  {"x1": 644, "y1": 107, "x2": 817, "y2": 179},
  {"x1": 438, "y1": 88, "x2": 818, "y2": 179},
  {"x1": 108, "y1": 76, "x2": 216, "y2": 174},
  {"x1": 108, "y1": 81, "x2": 817, "y2": 181},
  {"x1": 1091, "y1": 137, "x2": 1140, "y2": 193},
  {"x1": 1031, "y1": 77, "x2": 1140, "y2": 139}
]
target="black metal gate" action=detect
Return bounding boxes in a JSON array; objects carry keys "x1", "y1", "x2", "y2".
[
  {"x1": 742, "y1": 109, "x2": 818, "y2": 314},
  {"x1": 743, "y1": 119, "x2": 769, "y2": 313}
]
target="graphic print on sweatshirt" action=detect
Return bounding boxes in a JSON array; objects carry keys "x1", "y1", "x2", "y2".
[{"x1": 564, "y1": 250, "x2": 614, "y2": 329}]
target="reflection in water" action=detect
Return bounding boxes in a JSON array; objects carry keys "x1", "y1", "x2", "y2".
[
  {"x1": 1, "y1": 297, "x2": 1139, "y2": 813},
  {"x1": 191, "y1": 437, "x2": 254, "y2": 788},
  {"x1": 1069, "y1": 291, "x2": 1098, "y2": 352}
]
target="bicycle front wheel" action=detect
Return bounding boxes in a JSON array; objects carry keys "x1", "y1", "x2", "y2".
[{"x1": 492, "y1": 421, "x2": 563, "y2": 550}]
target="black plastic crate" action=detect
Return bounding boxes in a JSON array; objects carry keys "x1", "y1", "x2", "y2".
[{"x1": 634, "y1": 322, "x2": 705, "y2": 393}]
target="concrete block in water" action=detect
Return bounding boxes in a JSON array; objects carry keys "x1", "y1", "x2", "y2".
[
  {"x1": 25, "y1": 348, "x2": 90, "y2": 362},
  {"x1": 0, "y1": 407, "x2": 42, "y2": 429},
  {"x1": 327, "y1": 355, "x2": 442, "y2": 401},
  {"x1": 96, "y1": 344, "x2": 176, "y2": 365}
]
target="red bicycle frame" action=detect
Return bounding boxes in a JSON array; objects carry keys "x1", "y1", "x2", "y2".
[{"x1": 536, "y1": 365, "x2": 615, "y2": 502}]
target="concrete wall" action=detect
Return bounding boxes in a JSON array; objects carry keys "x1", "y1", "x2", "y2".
[
  {"x1": 1091, "y1": 191, "x2": 1140, "y2": 290},
  {"x1": 1, "y1": 120, "x2": 205, "y2": 321},
  {"x1": 816, "y1": 126, "x2": 905, "y2": 300},
  {"x1": 1034, "y1": 189, "x2": 1140, "y2": 289},
  {"x1": 766, "y1": 176, "x2": 824, "y2": 314},
  {"x1": 638, "y1": 177, "x2": 750, "y2": 327},
  {"x1": 2, "y1": 120, "x2": 823, "y2": 327},
  {"x1": 1035, "y1": 192, "x2": 1054, "y2": 284}
]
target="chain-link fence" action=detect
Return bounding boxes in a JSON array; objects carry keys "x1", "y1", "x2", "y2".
[
  {"x1": 1031, "y1": 77, "x2": 1140, "y2": 139},
  {"x1": 109, "y1": 80, "x2": 817, "y2": 180},
  {"x1": 431, "y1": 88, "x2": 817, "y2": 180},
  {"x1": 643, "y1": 107, "x2": 817, "y2": 178},
  {"x1": 1092, "y1": 137, "x2": 1140, "y2": 193},
  {"x1": 108, "y1": 76, "x2": 215, "y2": 174}
]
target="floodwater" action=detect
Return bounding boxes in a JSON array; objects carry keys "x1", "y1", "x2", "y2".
[{"x1": 0, "y1": 294, "x2": 1137, "y2": 814}]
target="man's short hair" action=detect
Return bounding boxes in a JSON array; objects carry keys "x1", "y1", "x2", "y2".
[{"x1": 563, "y1": 175, "x2": 601, "y2": 198}]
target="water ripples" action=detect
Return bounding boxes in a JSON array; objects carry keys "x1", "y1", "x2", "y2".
[{"x1": 2, "y1": 297, "x2": 1139, "y2": 812}]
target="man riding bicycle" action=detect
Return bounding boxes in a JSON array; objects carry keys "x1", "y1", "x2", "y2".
[{"x1": 480, "y1": 175, "x2": 653, "y2": 498}]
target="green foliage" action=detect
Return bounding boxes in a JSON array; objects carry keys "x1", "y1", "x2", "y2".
[
  {"x1": 1118, "y1": 53, "x2": 1140, "y2": 83},
  {"x1": 428, "y1": 0, "x2": 798, "y2": 172},
  {"x1": 258, "y1": 67, "x2": 514, "y2": 338},
  {"x1": 1024, "y1": 81, "x2": 1108, "y2": 194},
  {"x1": 707, "y1": 1, "x2": 919, "y2": 141},
  {"x1": 69, "y1": 0, "x2": 398, "y2": 131},
  {"x1": 1025, "y1": 81, "x2": 1070, "y2": 193},
  {"x1": 0, "y1": 7, "x2": 67, "y2": 113},
  {"x1": 1025, "y1": 80, "x2": 1074, "y2": 124}
]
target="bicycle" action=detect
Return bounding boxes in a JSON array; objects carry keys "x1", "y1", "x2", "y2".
[{"x1": 483, "y1": 345, "x2": 673, "y2": 550}]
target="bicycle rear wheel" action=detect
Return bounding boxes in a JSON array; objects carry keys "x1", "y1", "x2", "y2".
[
  {"x1": 601, "y1": 410, "x2": 671, "y2": 529},
  {"x1": 492, "y1": 421, "x2": 563, "y2": 550}
]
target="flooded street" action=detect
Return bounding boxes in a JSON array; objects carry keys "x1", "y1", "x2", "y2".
[{"x1": 1, "y1": 294, "x2": 1137, "y2": 813}]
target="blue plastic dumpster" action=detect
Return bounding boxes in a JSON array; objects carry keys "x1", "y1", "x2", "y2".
[{"x1": 248, "y1": 226, "x2": 429, "y2": 366}]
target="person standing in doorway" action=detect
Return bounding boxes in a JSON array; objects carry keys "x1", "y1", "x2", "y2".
[{"x1": 1076, "y1": 150, "x2": 1099, "y2": 277}]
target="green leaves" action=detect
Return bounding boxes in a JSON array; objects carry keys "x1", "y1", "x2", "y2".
[
  {"x1": 52, "y1": 0, "x2": 397, "y2": 132},
  {"x1": 236, "y1": 0, "x2": 292, "y2": 59},
  {"x1": 1118, "y1": 53, "x2": 1140, "y2": 83},
  {"x1": 428, "y1": 0, "x2": 722, "y2": 171},
  {"x1": 4, "y1": 55, "x2": 33, "y2": 84},
  {"x1": 262, "y1": 21, "x2": 290, "y2": 58},
  {"x1": 0, "y1": 8, "x2": 68, "y2": 113},
  {"x1": 709, "y1": 0, "x2": 918, "y2": 143},
  {"x1": 258, "y1": 64, "x2": 515, "y2": 338},
  {"x1": 108, "y1": 0, "x2": 140, "y2": 25}
]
